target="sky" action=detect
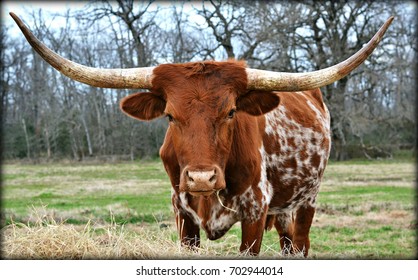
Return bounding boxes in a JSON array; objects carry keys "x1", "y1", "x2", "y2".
[
  {"x1": 3, "y1": 1, "x2": 87, "y2": 24},
  {"x1": 4, "y1": 1, "x2": 416, "y2": 32},
  {"x1": 2, "y1": 1, "x2": 205, "y2": 38},
  {"x1": 2, "y1": 1, "x2": 90, "y2": 36}
]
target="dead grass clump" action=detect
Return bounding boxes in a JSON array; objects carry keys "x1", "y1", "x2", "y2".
[
  {"x1": 2, "y1": 222, "x2": 97, "y2": 259},
  {"x1": 1, "y1": 206, "x2": 171, "y2": 259},
  {"x1": 2, "y1": 221, "x2": 184, "y2": 259},
  {"x1": 1, "y1": 207, "x2": 253, "y2": 259},
  {"x1": 1, "y1": 221, "x2": 256, "y2": 259}
]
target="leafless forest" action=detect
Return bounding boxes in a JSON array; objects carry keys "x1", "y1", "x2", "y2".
[{"x1": 1, "y1": 1, "x2": 416, "y2": 161}]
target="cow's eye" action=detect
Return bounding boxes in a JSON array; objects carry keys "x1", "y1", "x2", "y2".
[
  {"x1": 227, "y1": 109, "x2": 236, "y2": 119},
  {"x1": 166, "y1": 113, "x2": 174, "y2": 122}
]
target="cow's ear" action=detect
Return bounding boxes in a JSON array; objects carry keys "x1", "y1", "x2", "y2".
[
  {"x1": 120, "y1": 91, "x2": 166, "y2": 121},
  {"x1": 236, "y1": 91, "x2": 280, "y2": 116}
]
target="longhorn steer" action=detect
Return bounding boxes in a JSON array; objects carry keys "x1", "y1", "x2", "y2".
[{"x1": 11, "y1": 13, "x2": 393, "y2": 257}]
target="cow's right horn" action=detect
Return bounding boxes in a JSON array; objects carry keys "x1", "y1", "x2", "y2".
[
  {"x1": 246, "y1": 16, "x2": 394, "y2": 91},
  {"x1": 10, "y1": 12, "x2": 154, "y2": 89}
]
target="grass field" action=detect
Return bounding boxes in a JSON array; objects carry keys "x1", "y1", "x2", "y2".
[{"x1": 1, "y1": 158, "x2": 416, "y2": 259}]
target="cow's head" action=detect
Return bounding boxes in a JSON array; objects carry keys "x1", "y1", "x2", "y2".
[
  {"x1": 120, "y1": 61, "x2": 280, "y2": 196},
  {"x1": 10, "y1": 12, "x2": 394, "y2": 196}
]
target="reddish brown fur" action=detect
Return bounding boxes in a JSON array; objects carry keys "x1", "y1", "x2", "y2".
[{"x1": 120, "y1": 60, "x2": 330, "y2": 257}]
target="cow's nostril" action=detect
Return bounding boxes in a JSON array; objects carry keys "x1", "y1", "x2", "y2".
[
  {"x1": 186, "y1": 171, "x2": 194, "y2": 182},
  {"x1": 209, "y1": 174, "x2": 217, "y2": 183}
]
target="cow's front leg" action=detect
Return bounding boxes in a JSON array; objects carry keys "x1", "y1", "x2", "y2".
[
  {"x1": 175, "y1": 211, "x2": 200, "y2": 249},
  {"x1": 240, "y1": 211, "x2": 267, "y2": 256}
]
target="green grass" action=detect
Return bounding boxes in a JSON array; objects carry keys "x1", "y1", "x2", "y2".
[
  {"x1": 1, "y1": 158, "x2": 416, "y2": 258},
  {"x1": 2, "y1": 161, "x2": 172, "y2": 224},
  {"x1": 309, "y1": 225, "x2": 415, "y2": 258},
  {"x1": 318, "y1": 186, "x2": 413, "y2": 206}
]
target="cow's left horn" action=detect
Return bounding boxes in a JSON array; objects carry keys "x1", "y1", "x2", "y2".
[
  {"x1": 10, "y1": 12, "x2": 154, "y2": 89},
  {"x1": 246, "y1": 16, "x2": 394, "y2": 91}
]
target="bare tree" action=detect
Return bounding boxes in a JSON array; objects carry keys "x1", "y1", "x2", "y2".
[
  {"x1": 80, "y1": 0, "x2": 161, "y2": 67},
  {"x1": 287, "y1": 1, "x2": 404, "y2": 159},
  {"x1": 158, "y1": 3, "x2": 200, "y2": 63},
  {"x1": 2, "y1": 1, "x2": 415, "y2": 161},
  {"x1": 194, "y1": 0, "x2": 280, "y2": 61}
]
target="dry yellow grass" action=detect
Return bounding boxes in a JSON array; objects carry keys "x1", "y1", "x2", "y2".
[
  {"x1": 1, "y1": 207, "x2": 245, "y2": 259},
  {"x1": 1, "y1": 207, "x2": 307, "y2": 259},
  {"x1": 2, "y1": 215, "x2": 188, "y2": 259}
]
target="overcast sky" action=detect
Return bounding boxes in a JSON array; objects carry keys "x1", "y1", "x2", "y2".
[
  {"x1": 3, "y1": 1, "x2": 87, "y2": 23},
  {"x1": 2, "y1": 0, "x2": 205, "y2": 37},
  {"x1": 2, "y1": 1, "x2": 90, "y2": 36}
]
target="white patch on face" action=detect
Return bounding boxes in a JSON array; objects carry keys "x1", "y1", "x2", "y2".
[
  {"x1": 205, "y1": 201, "x2": 237, "y2": 237},
  {"x1": 179, "y1": 192, "x2": 202, "y2": 226},
  {"x1": 205, "y1": 182, "x2": 269, "y2": 236},
  {"x1": 176, "y1": 191, "x2": 238, "y2": 238},
  {"x1": 178, "y1": 180, "x2": 272, "y2": 237}
]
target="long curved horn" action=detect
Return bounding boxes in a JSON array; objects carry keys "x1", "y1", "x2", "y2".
[
  {"x1": 10, "y1": 12, "x2": 154, "y2": 89},
  {"x1": 246, "y1": 16, "x2": 394, "y2": 91}
]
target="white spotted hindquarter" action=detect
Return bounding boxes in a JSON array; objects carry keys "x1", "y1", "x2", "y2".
[{"x1": 263, "y1": 91, "x2": 331, "y2": 214}]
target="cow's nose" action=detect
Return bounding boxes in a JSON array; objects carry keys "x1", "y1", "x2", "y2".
[
  {"x1": 180, "y1": 165, "x2": 225, "y2": 196},
  {"x1": 186, "y1": 169, "x2": 217, "y2": 188}
]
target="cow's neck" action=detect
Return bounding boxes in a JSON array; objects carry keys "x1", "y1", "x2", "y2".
[{"x1": 224, "y1": 113, "x2": 264, "y2": 196}]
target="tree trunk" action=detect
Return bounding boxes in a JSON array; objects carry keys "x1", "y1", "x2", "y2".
[
  {"x1": 81, "y1": 113, "x2": 93, "y2": 157},
  {"x1": 21, "y1": 118, "x2": 31, "y2": 159},
  {"x1": 44, "y1": 126, "x2": 51, "y2": 159}
]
